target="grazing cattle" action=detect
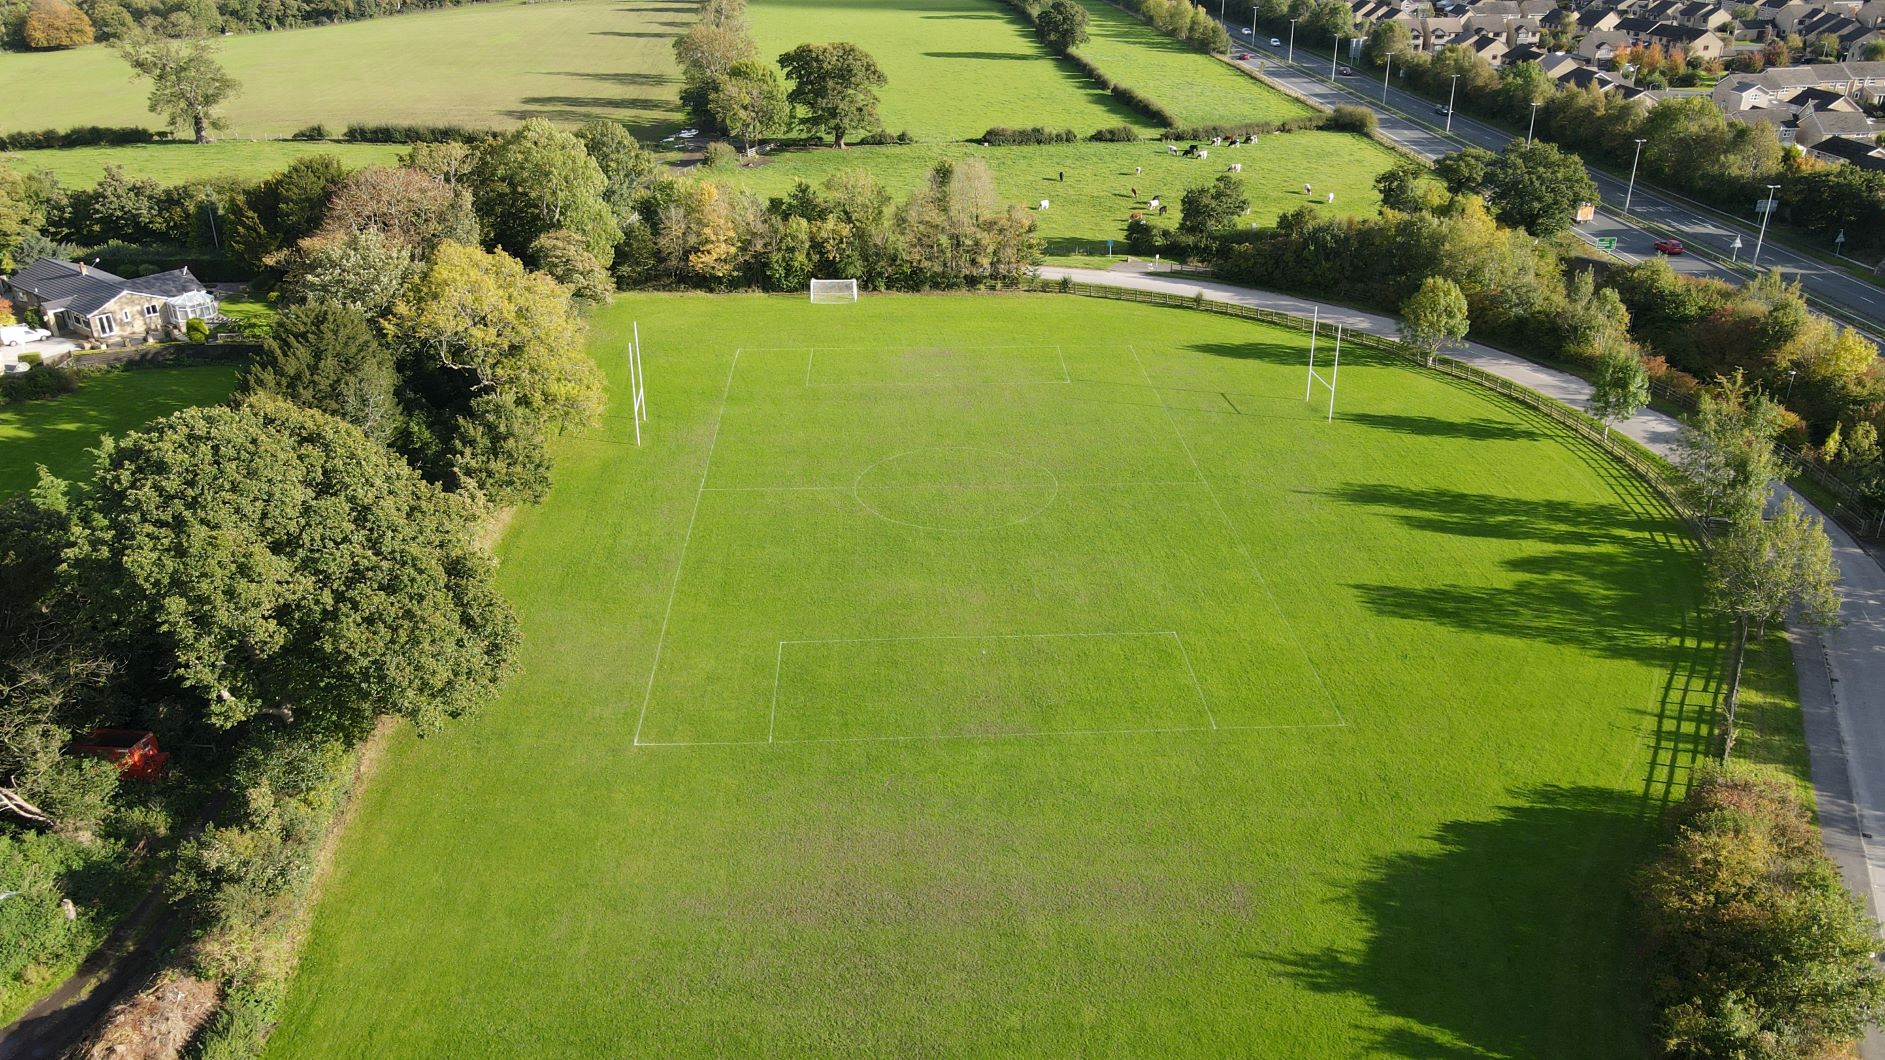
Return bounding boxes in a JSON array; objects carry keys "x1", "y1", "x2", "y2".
[
  {"x1": 1039, "y1": 199, "x2": 1050, "y2": 210},
  {"x1": 1228, "y1": 163, "x2": 1242, "y2": 173}
]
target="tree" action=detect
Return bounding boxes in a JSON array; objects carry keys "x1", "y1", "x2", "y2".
[
  {"x1": 778, "y1": 42, "x2": 887, "y2": 148},
  {"x1": 469, "y1": 119, "x2": 617, "y2": 264},
  {"x1": 22, "y1": 0, "x2": 91, "y2": 48},
  {"x1": 387, "y1": 243, "x2": 604, "y2": 502},
  {"x1": 241, "y1": 300, "x2": 401, "y2": 443},
  {"x1": 1589, "y1": 346, "x2": 1650, "y2": 441},
  {"x1": 710, "y1": 59, "x2": 790, "y2": 157},
  {"x1": 278, "y1": 227, "x2": 414, "y2": 320},
  {"x1": 1677, "y1": 371, "x2": 1785, "y2": 523},
  {"x1": 116, "y1": 32, "x2": 238, "y2": 144},
  {"x1": 223, "y1": 153, "x2": 346, "y2": 271},
  {"x1": 1398, "y1": 276, "x2": 1470, "y2": 366},
  {"x1": 1480, "y1": 141, "x2": 1598, "y2": 237},
  {"x1": 1035, "y1": 0, "x2": 1090, "y2": 55},
  {"x1": 1642, "y1": 766, "x2": 1885, "y2": 1057},
  {"x1": 1363, "y1": 19, "x2": 1410, "y2": 65},
  {"x1": 530, "y1": 229, "x2": 614, "y2": 305},
  {"x1": 673, "y1": 19, "x2": 758, "y2": 126},
  {"x1": 1706, "y1": 495, "x2": 1839, "y2": 759},
  {"x1": 1177, "y1": 173, "x2": 1248, "y2": 241},
  {"x1": 574, "y1": 120, "x2": 654, "y2": 212},
  {"x1": 66, "y1": 396, "x2": 518, "y2": 741},
  {"x1": 1373, "y1": 159, "x2": 1431, "y2": 213},
  {"x1": 1433, "y1": 146, "x2": 1494, "y2": 197},
  {"x1": 314, "y1": 165, "x2": 478, "y2": 259}
]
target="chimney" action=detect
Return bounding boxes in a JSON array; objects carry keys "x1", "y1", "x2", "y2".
[{"x1": 77, "y1": 262, "x2": 85, "y2": 274}]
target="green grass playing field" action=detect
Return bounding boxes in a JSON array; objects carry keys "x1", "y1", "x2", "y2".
[
  {"x1": 266, "y1": 292, "x2": 1800, "y2": 1056},
  {"x1": 3, "y1": 141, "x2": 404, "y2": 188},
  {"x1": 0, "y1": 0, "x2": 687, "y2": 138},
  {"x1": 717, "y1": 134, "x2": 1392, "y2": 261},
  {"x1": 0, "y1": 365, "x2": 238, "y2": 493},
  {"x1": 1069, "y1": 0, "x2": 1312, "y2": 127},
  {"x1": 749, "y1": 0, "x2": 1142, "y2": 140}
]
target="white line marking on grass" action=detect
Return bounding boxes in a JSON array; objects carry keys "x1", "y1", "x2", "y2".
[
  {"x1": 701, "y1": 479, "x2": 1206, "y2": 494},
  {"x1": 632, "y1": 346, "x2": 743, "y2": 749},
  {"x1": 768, "y1": 639, "x2": 784, "y2": 745},
  {"x1": 778, "y1": 629, "x2": 1184, "y2": 646},
  {"x1": 1126, "y1": 344, "x2": 1348, "y2": 728},
  {"x1": 634, "y1": 719, "x2": 1350, "y2": 749},
  {"x1": 1172, "y1": 632, "x2": 1216, "y2": 730},
  {"x1": 1056, "y1": 344, "x2": 1071, "y2": 383}
]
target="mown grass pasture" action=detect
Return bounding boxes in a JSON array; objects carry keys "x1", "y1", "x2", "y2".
[
  {"x1": 265, "y1": 292, "x2": 1799, "y2": 1056},
  {"x1": 0, "y1": 364, "x2": 238, "y2": 492}
]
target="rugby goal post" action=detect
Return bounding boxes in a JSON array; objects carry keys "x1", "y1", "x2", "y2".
[
  {"x1": 809, "y1": 278, "x2": 859, "y2": 304},
  {"x1": 1304, "y1": 307, "x2": 1341, "y2": 423},
  {"x1": 627, "y1": 322, "x2": 649, "y2": 446}
]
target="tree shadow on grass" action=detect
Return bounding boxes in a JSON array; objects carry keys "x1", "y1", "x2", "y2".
[
  {"x1": 589, "y1": 29, "x2": 680, "y2": 38},
  {"x1": 1267, "y1": 785, "x2": 1653, "y2": 1059},
  {"x1": 1342, "y1": 412, "x2": 1544, "y2": 442},
  {"x1": 1326, "y1": 484, "x2": 1669, "y2": 546},
  {"x1": 1190, "y1": 338, "x2": 1406, "y2": 370},
  {"x1": 922, "y1": 50, "x2": 1038, "y2": 61}
]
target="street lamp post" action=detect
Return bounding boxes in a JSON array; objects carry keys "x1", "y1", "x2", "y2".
[
  {"x1": 1332, "y1": 35, "x2": 1343, "y2": 79},
  {"x1": 1445, "y1": 74, "x2": 1459, "y2": 132},
  {"x1": 1288, "y1": 18, "x2": 1298, "y2": 63},
  {"x1": 1835, "y1": 228, "x2": 1847, "y2": 258},
  {"x1": 1527, "y1": 101, "x2": 1541, "y2": 145},
  {"x1": 1787, "y1": 368, "x2": 1797, "y2": 399},
  {"x1": 1624, "y1": 138, "x2": 1645, "y2": 215},
  {"x1": 1382, "y1": 53, "x2": 1392, "y2": 102},
  {"x1": 1752, "y1": 183, "x2": 1780, "y2": 266}
]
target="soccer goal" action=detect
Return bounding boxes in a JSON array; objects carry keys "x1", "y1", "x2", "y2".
[
  {"x1": 809, "y1": 278, "x2": 859, "y2": 304},
  {"x1": 1304, "y1": 308, "x2": 1341, "y2": 423}
]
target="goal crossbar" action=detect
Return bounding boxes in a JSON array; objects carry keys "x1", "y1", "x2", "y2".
[
  {"x1": 1304, "y1": 309, "x2": 1341, "y2": 423},
  {"x1": 809, "y1": 278, "x2": 858, "y2": 304}
]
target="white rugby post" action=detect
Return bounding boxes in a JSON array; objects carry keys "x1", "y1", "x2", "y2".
[
  {"x1": 1306, "y1": 319, "x2": 1340, "y2": 422},
  {"x1": 628, "y1": 321, "x2": 649, "y2": 446}
]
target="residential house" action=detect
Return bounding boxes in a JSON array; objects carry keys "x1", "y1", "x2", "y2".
[
  {"x1": 1806, "y1": 133, "x2": 1885, "y2": 167},
  {"x1": 0, "y1": 260, "x2": 218, "y2": 344}
]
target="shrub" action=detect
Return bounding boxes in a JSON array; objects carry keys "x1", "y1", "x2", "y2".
[
  {"x1": 341, "y1": 123, "x2": 495, "y2": 144},
  {"x1": 1164, "y1": 121, "x2": 1281, "y2": 141},
  {"x1": 0, "y1": 364, "x2": 79, "y2": 404},
  {"x1": 982, "y1": 126, "x2": 1080, "y2": 146},
  {"x1": 702, "y1": 142, "x2": 740, "y2": 169},
  {"x1": 1089, "y1": 125, "x2": 1138, "y2": 142},
  {"x1": 185, "y1": 318, "x2": 211, "y2": 343},
  {"x1": 1325, "y1": 105, "x2": 1379, "y2": 134},
  {"x1": 289, "y1": 124, "x2": 329, "y2": 141},
  {"x1": 1641, "y1": 766, "x2": 1885, "y2": 1058},
  {"x1": 853, "y1": 129, "x2": 915, "y2": 146},
  {"x1": 0, "y1": 126, "x2": 155, "y2": 151}
]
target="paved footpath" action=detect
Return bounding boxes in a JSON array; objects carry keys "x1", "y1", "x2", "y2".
[{"x1": 1039, "y1": 264, "x2": 1885, "y2": 943}]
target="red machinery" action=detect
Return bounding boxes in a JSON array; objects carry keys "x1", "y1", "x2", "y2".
[{"x1": 70, "y1": 729, "x2": 170, "y2": 781}]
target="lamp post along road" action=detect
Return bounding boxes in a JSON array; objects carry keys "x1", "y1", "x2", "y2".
[
  {"x1": 1624, "y1": 138, "x2": 1645, "y2": 215},
  {"x1": 1753, "y1": 183, "x2": 1780, "y2": 267},
  {"x1": 1527, "y1": 102, "x2": 1541, "y2": 145},
  {"x1": 1332, "y1": 36, "x2": 1342, "y2": 79},
  {"x1": 1445, "y1": 74, "x2": 1458, "y2": 132},
  {"x1": 1382, "y1": 53, "x2": 1392, "y2": 102},
  {"x1": 1288, "y1": 18, "x2": 1298, "y2": 62}
]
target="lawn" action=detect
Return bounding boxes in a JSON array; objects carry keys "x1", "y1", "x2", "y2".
[
  {"x1": 0, "y1": 365, "x2": 238, "y2": 493},
  {"x1": 715, "y1": 133, "x2": 1395, "y2": 260},
  {"x1": 0, "y1": 0, "x2": 688, "y2": 139},
  {"x1": 4, "y1": 140, "x2": 404, "y2": 188},
  {"x1": 1070, "y1": 0, "x2": 1312, "y2": 127},
  {"x1": 266, "y1": 292, "x2": 1799, "y2": 1056},
  {"x1": 748, "y1": 0, "x2": 1143, "y2": 140}
]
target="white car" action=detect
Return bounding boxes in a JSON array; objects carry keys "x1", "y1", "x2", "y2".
[
  {"x1": 0, "y1": 325, "x2": 50, "y2": 346},
  {"x1": 1269, "y1": 36, "x2": 1281, "y2": 46}
]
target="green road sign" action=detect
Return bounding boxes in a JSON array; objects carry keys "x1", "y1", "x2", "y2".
[{"x1": 1596, "y1": 236, "x2": 1617, "y2": 251}]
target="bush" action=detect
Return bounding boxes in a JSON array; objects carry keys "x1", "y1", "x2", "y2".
[
  {"x1": 1089, "y1": 125, "x2": 1139, "y2": 142},
  {"x1": 702, "y1": 142, "x2": 740, "y2": 169},
  {"x1": 1325, "y1": 105, "x2": 1378, "y2": 134},
  {"x1": 288, "y1": 124, "x2": 329, "y2": 141},
  {"x1": 852, "y1": 129, "x2": 915, "y2": 145},
  {"x1": 1164, "y1": 121, "x2": 1280, "y2": 141},
  {"x1": 982, "y1": 126, "x2": 1080, "y2": 146},
  {"x1": 0, "y1": 365, "x2": 79, "y2": 405},
  {"x1": 341, "y1": 123, "x2": 495, "y2": 144},
  {"x1": 0, "y1": 126, "x2": 155, "y2": 151},
  {"x1": 185, "y1": 318, "x2": 211, "y2": 343},
  {"x1": 1641, "y1": 766, "x2": 1885, "y2": 1058}
]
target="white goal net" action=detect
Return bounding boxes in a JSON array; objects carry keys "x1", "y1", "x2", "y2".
[{"x1": 810, "y1": 279, "x2": 859, "y2": 304}]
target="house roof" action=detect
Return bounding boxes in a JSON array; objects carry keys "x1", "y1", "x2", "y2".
[
  {"x1": 1810, "y1": 134, "x2": 1885, "y2": 167},
  {"x1": 3, "y1": 259, "x2": 209, "y2": 319}
]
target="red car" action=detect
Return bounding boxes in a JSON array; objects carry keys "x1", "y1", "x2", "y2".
[
  {"x1": 1236, "y1": 51, "x2": 1251, "y2": 60},
  {"x1": 1339, "y1": 65, "x2": 1356, "y2": 75},
  {"x1": 1654, "y1": 238, "x2": 1685, "y2": 255}
]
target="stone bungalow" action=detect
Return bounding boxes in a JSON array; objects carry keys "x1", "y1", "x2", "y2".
[{"x1": 0, "y1": 259, "x2": 218, "y2": 343}]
